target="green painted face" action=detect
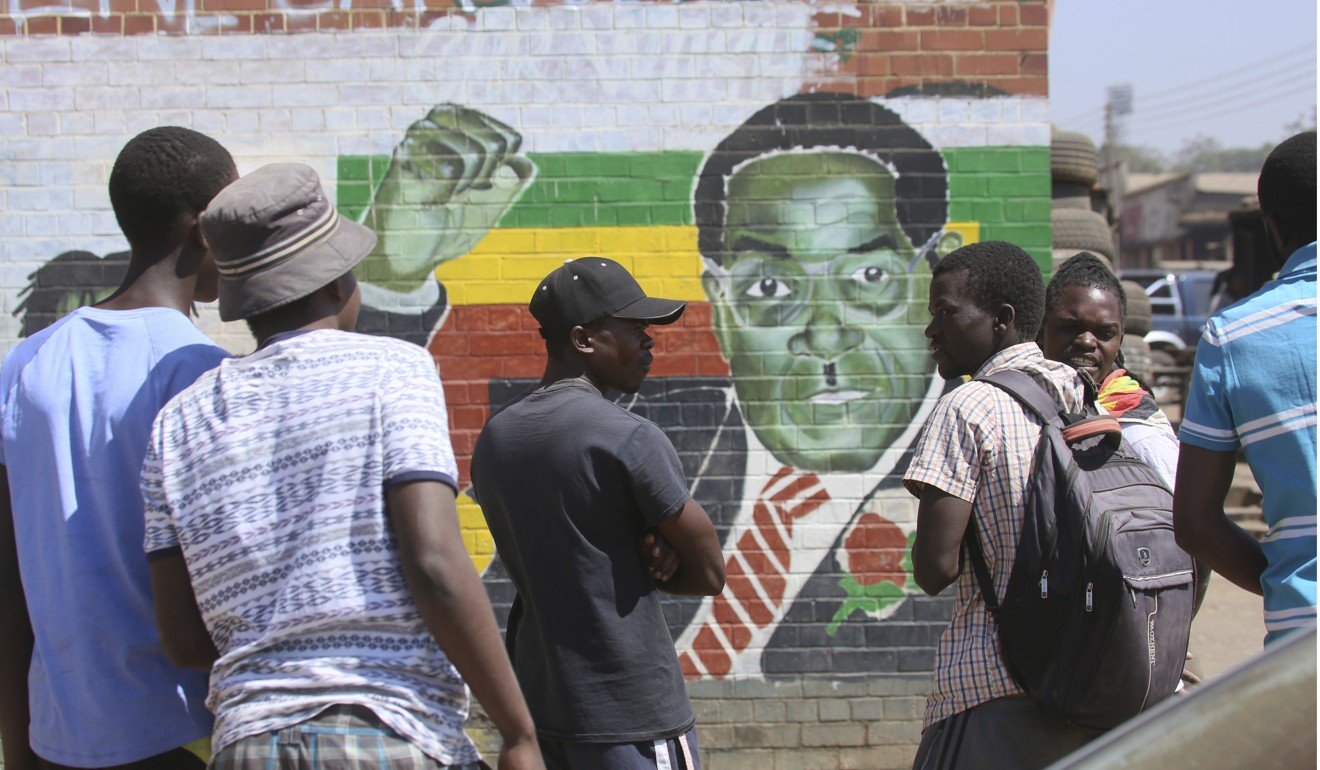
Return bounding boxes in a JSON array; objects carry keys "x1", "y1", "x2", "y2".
[{"x1": 704, "y1": 151, "x2": 934, "y2": 472}]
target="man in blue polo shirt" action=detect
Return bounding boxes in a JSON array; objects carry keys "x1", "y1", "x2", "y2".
[{"x1": 1173, "y1": 130, "x2": 1316, "y2": 644}]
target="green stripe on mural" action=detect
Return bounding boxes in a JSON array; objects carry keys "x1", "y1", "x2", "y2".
[
  {"x1": 336, "y1": 152, "x2": 705, "y2": 229},
  {"x1": 945, "y1": 146, "x2": 1052, "y2": 267},
  {"x1": 508, "y1": 152, "x2": 705, "y2": 228},
  {"x1": 337, "y1": 145, "x2": 1051, "y2": 262}
]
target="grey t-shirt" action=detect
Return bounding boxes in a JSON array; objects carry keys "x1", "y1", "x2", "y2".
[{"x1": 471, "y1": 377, "x2": 694, "y2": 742}]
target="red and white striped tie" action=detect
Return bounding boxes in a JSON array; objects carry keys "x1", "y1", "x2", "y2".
[{"x1": 679, "y1": 466, "x2": 829, "y2": 678}]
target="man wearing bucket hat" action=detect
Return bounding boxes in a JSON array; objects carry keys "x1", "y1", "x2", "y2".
[
  {"x1": 470, "y1": 258, "x2": 725, "y2": 770},
  {"x1": 141, "y1": 163, "x2": 542, "y2": 769}
]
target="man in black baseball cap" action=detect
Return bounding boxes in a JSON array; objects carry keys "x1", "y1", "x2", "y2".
[
  {"x1": 471, "y1": 257, "x2": 724, "y2": 769},
  {"x1": 530, "y1": 256, "x2": 685, "y2": 339}
]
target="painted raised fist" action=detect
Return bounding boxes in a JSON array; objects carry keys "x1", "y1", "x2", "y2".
[{"x1": 360, "y1": 104, "x2": 536, "y2": 293}]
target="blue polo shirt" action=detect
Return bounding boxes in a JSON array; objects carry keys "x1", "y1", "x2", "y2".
[
  {"x1": 1180, "y1": 242, "x2": 1317, "y2": 643},
  {"x1": 0, "y1": 307, "x2": 223, "y2": 765}
]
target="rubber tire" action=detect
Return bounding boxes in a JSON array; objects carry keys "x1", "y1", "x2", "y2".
[
  {"x1": 1052, "y1": 127, "x2": 1099, "y2": 186},
  {"x1": 1149, "y1": 346, "x2": 1181, "y2": 405},
  {"x1": 1120, "y1": 335, "x2": 1153, "y2": 385},
  {"x1": 1052, "y1": 208, "x2": 1115, "y2": 260},
  {"x1": 1122, "y1": 280, "x2": 1152, "y2": 336},
  {"x1": 1052, "y1": 181, "x2": 1093, "y2": 210}
]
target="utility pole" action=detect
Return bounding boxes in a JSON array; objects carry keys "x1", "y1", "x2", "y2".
[{"x1": 1102, "y1": 83, "x2": 1133, "y2": 264}]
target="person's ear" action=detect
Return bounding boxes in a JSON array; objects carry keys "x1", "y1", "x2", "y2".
[
  {"x1": 175, "y1": 216, "x2": 208, "y2": 276},
  {"x1": 994, "y1": 303, "x2": 1016, "y2": 337},
  {"x1": 570, "y1": 324, "x2": 595, "y2": 354},
  {"x1": 1261, "y1": 211, "x2": 1286, "y2": 255},
  {"x1": 324, "y1": 271, "x2": 358, "y2": 308},
  {"x1": 186, "y1": 217, "x2": 206, "y2": 249}
]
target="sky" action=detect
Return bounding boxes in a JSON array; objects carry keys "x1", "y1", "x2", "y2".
[{"x1": 1050, "y1": 1, "x2": 1318, "y2": 157}]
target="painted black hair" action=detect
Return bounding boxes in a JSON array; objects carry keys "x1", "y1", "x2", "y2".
[
  {"x1": 693, "y1": 93, "x2": 948, "y2": 265},
  {"x1": 933, "y1": 240, "x2": 1045, "y2": 340},
  {"x1": 14, "y1": 251, "x2": 129, "y2": 338}
]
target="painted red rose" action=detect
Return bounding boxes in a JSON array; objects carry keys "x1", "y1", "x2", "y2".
[{"x1": 843, "y1": 513, "x2": 908, "y2": 587}]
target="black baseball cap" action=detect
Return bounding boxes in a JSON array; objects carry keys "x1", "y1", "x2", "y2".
[{"x1": 530, "y1": 257, "x2": 686, "y2": 334}]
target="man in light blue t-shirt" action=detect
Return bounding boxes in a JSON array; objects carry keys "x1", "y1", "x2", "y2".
[
  {"x1": 1174, "y1": 131, "x2": 1317, "y2": 644},
  {"x1": 0, "y1": 127, "x2": 237, "y2": 769}
]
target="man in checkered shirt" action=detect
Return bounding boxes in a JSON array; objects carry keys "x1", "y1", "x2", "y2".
[{"x1": 902, "y1": 241, "x2": 1098, "y2": 769}]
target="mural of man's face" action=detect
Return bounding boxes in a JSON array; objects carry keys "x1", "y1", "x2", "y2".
[{"x1": 704, "y1": 151, "x2": 934, "y2": 472}]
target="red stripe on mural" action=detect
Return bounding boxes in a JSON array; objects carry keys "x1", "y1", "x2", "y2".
[
  {"x1": 777, "y1": 487, "x2": 829, "y2": 536},
  {"x1": 692, "y1": 626, "x2": 731, "y2": 677},
  {"x1": 750, "y1": 501, "x2": 789, "y2": 567},
  {"x1": 430, "y1": 302, "x2": 727, "y2": 486},
  {"x1": 711, "y1": 594, "x2": 752, "y2": 651},
  {"x1": 734, "y1": 529, "x2": 786, "y2": 603},
  {"x1": 724, "y1": 559, "x2": 773, "y2": 627}
]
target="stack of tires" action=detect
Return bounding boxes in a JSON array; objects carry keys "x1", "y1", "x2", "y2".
[
  {"x1": 1050, "y1": 126, "x2": 1153, "y2": 383},
  {"x1": 1120, "y1": 279, "x2": 1153, "y2": 384},
  {"x1": 1050, "y1": 126, "x2": 1115, "y2": 269}
]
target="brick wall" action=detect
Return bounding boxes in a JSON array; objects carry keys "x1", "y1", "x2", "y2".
[{"x1": 0, "y1": 2, "x2": 1050, "y2": 767}]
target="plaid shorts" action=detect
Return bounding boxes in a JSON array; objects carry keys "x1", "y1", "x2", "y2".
[{"x1": 210, "y1": 705, "x2": 482, "y2": 770}]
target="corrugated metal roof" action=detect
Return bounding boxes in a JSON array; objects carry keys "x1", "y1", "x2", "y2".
[
  {"x1": 1193, "y1": 173, "x2": 1258, "y2": 195},
  {"x1": 1125, "y1": 172, "x2": 1188, "y2": 195}
]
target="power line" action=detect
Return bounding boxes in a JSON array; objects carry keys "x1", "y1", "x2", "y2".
[
  {"x1": 1134, "y1": 50, "x2": 1315, "y2": 119},
  {"x1": 1057, "y1": 105, "x2": 1105, "y2": 126},
  {"x1": 1138, "y1": 42, "x2": 1315, "y2": 101},
  {"x1": 1140, "y1": 69, "x2": 1314, "y2": 123},
  {"x1": 1054, "y1": 44, "x2": 1314, "y2": 129},
  {"x1": 1129, "y1": 77, "x2": 1316, "y2": 135}
]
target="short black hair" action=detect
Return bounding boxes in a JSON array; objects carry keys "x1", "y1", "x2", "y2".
[
  {"x1": 694, "y1": 92, "x2": 948, "y2": 265},
  {"x1": 1258, "y1": 130, "x2": 1317, "y2": 245},
  {"x1": 108, "y1": 126, "x2": 236, "y2": 254},
  {"x1": 1045, "y1": 251, "x2": 1126, "y2": 322},
  {"x1": 933, "y1": 240, "x2": 1045, "y2": 340},
  {"x1": 14, "y1": 250, "x2": 129, "y2": 338}
]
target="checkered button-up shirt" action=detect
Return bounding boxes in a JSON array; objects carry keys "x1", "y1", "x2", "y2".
[{"x1": 903, "y1": 343, "x2": 1085, "y2": 729}]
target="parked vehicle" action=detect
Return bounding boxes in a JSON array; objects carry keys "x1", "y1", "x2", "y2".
[
  {"x1": 1119, "y1": 267, "x2": 1219, "y2": 404},
  {"x1": 1121, "y1": 268, "x2": 1218, "y2": 358}
]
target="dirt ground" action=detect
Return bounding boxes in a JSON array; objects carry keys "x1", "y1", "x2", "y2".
[{"x1": 1189, "y1": 570, "x2": 1268, "y2": 681}]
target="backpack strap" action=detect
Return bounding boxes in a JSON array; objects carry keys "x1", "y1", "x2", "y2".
[
  {"x1": 964, "y1": 369, "x2": 1061, "y2": 617},
  {"x1": 964, "y1": 514, "x2": 1000, "y2": 615},
  {"x1": 975, "y1": 369, "x2": 1063, "y2": 425}
]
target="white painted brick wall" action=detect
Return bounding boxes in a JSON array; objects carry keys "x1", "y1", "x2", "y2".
[{"x1": 0, "y1": 3, "x2": 1047, "y2": 356}]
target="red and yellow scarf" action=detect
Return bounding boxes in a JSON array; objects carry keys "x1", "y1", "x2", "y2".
[{"x1": 1097, "y1": 368, "x2": 1147, "y2": 418}]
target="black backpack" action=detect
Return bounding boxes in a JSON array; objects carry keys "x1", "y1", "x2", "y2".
[{"x1": 965, "y1": 369, "x2": 1197, "y2": 730}]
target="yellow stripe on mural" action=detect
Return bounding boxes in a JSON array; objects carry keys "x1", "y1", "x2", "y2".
[
  {"x1": 435, "y1": 222, "x2": 980, "y2": 306},
  {"x1": 434, "y1": 225, "x2": 706, "y2": 306},
  {"x1": 458, "y1": 491, "x2": 497, "y2": 574}
]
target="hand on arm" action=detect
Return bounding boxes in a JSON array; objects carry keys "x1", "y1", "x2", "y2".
[
  {"x1": 386, "y1": 481, "x2": 544, "y2": 770},
  {"x1": 913, "y1": 485, "x2": 974, "y2": 596},
  {"x1": 651, "y1": 499, "x2": 724, "y2": 596},
  {"x1": 1173, "y1": 445, "x2": 1266, "y2": 596},
  {"x1": 148, "y1": 552, "x2": 218, "y2": 670},
  {"x1": 638, "y1": 531, "x2": 680, "y2": 583},
  {"x1": 0, "y1": 471, "x2": 37, "y2": 770}
]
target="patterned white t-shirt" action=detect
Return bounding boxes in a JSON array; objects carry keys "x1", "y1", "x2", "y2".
[{"x1": 142, "y1": 329, "x2": 476, "y2": 764}]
